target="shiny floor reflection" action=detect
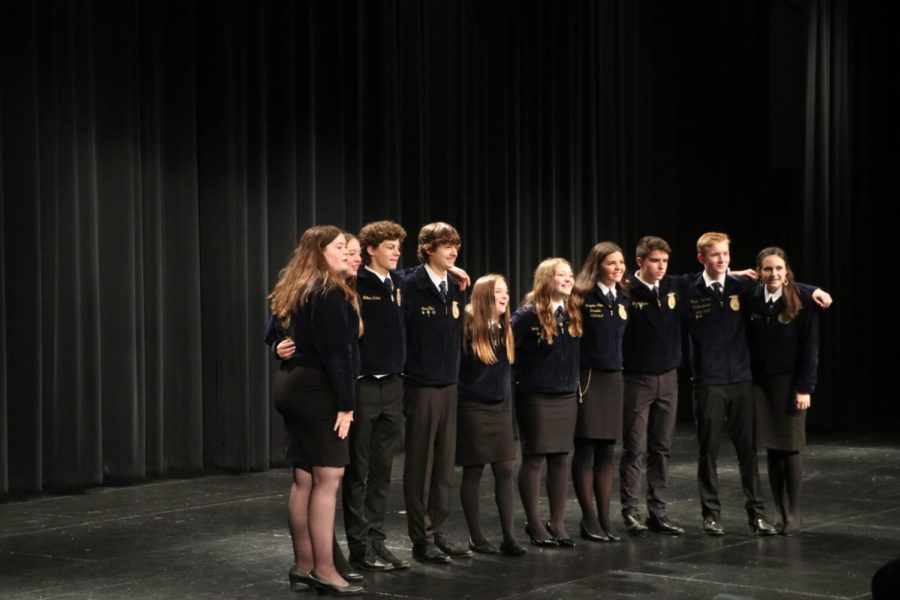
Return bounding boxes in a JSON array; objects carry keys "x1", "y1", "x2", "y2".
[{"x1": 1, "y1": 425, "x2": 897, "y2": 599}]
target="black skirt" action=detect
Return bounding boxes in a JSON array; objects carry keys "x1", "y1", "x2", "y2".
[
  {"x1": 575, "y1": 369, "x2": 624, "y2": 440},
  {"x1": 754, "y1": 373, "x2": 807, "y2": 451},
  {"x1": 456, "y1": 397, "x2": 517, "y2": 466},
  {"x1": 515, "y1": 391, "x2": 577, "y2": 454},
  {"x1": 273, "y1": 362, "x2": 349, "y2": 470}
]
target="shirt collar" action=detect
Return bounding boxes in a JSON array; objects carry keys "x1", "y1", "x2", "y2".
[
  {"x1": 550, "y1": 300, "x2": 565, "y2": 314},
  {"x1": 364, "y1": 265, "x2": 391, "y2": 284},
  {"x1": 597, "y1": 282, "x2": 616, "y2": 299},
  {"x1": 423, "y1": 263, "x2": 448, "y2": 291},
  {"x1": 702, "y1": 270, "x2": 726, "y2": 288},
  {"x1": 634, "y1": 272, "x2": 658, "y2": 291},
  {"x1": 765, "y1": 287, "x2": 783, "y2": 303}
]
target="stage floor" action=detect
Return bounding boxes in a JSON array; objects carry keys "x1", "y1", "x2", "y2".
[{"x1": 1, "y1": 425, "x2": 897, "y2": 599}]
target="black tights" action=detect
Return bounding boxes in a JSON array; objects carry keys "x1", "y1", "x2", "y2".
[
  {"x1": 767, "y1": 449, "x2": 803, "y2": 528},
  {"x1": 460, "y1": 459, "x2": 517, "y2": 545},
  {"x1": 572, "y1": 438, "x2": 616, "y2": 535},
  {"x1": 518, "y1": 452, "x2": 571, "y2": 540}
]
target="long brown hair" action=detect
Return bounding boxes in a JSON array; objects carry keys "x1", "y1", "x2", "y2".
[
  {"x1": 268, "y1": 226, "x2": 361, "y2": 327},
  {"x1": 574, "y1": 241, "x2": 626, "y2": 298},
  {"x1": 756, "y1": 246, "x2": 802, "y2": 321},
  {"x1": 523, "y1": 258, "x2": 583, "y2": 343},
  {"x1": 464, "y1": 274, "x2": 515, "y2": 365}
]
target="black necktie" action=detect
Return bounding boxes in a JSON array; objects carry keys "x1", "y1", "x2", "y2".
[
  {"x1": 766, "y1": 298, "x2": 775, "y2": 316},
  {"x1": 606, "y1": 290, "x2": 615, "y2": 305},
  {"x1": 554, "y1": 305, "x2": 565, "y2": 324},
  {"x1": 711, "y1": 282, "x2": 723, "y2": 301},
  {"x1": 439, "y1": 280, "x2": 447, "y2": 301},
  {"x1": 384, "y1": 277, "x2": 394, "y2": 294},
  {"x1": 652, "y1": 286, "x2": 659, "y2": 301}
]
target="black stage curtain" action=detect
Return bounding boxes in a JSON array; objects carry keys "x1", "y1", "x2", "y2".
[{"x1": 0, "y1": 0, "x2": 895, "y2": 496}]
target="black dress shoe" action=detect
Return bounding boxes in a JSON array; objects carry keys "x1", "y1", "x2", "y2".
[
  {"x1": 412, "y1": 542, "x2": 450, "y2": 564},
  {"x1": 372, "y1": 540, "x2": 411, "y2": 570},
  {"x1": 434, "y1": 535, "x2": 473, "y2": 558},
  {"x1": 545, "y1": 522, "x2": 575, "y2": 547},
  {"x1": 646, "y1": 514, "x2": 685, "y2": 536},
  {"x1": 350, "y1": 549, "x2": 393, "y2": 572},
  {"x1": 468, "y1": 538, "x2": 500, "y2": 554},
  {"x1": 524, "y1": 522, "x2": 558, "y2": 547},
  {"x1": 288, "y1": 566, "x2": 314, "y2": 593},
  {"x1": 748, "y1": 516, "x2": 778, "y2": 536},
  {"x1": 579, "y1": 519, "x2": 609, "y2": 542},
  {"x1": 703, "y1": 515, "x2": 725, "y2": 536},
  {"x1": 499, "y1": 540, "x2": 528, "y2": 556},
  {"x1": 308, "y1": 571, "x2": 365, "y2": 596},
  {"x1": 604, "y1": 529, "x2": 621, "y2": 542},
  {"x1": 623, "y1": 514, "x2": 648, "y2": 536},
  {"x1": 776, "y1": 520, "x2": 799, "y2": 537}
]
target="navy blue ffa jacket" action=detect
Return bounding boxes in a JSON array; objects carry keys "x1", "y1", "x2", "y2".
[
  {"x1": 356, "y1": 267, "x2": 406, "y2": 376},
  {"x1": 263, "y1": 284, "x2": 361, "y2": 410},
  {"x1": 746, "y1": 288, "x2": 820, "y2": 394},
  {"x1": 401, "y1": 265, "x2": 464, "y2": 387},
  {"x1": 511, "y1": 304, "x2": 580, "y2": 395},
  {"x1": 683, "y1": 273, "x2": 756, "y2": 386},
  {"x1": 622, "y1": 275, "x2": 685, "y2": 374},
  {"x1": 458, "y1": 328, "x2": 512, "y2": 403},
  {"x1": 580, "y1": 285, "x2": 629, "y2": 371}
]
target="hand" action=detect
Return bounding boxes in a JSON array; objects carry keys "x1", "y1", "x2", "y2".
[
  {"x1": 276, "y1": 338, "x2": 296, "y2": 359},
  {"x1": 796, "y1": 393, "x2": 811, "y2": 411},
  {"x1": 334, "y1": 411, "x2": 354, "y2": 439},
  {"x1": 812, "y1": 289, "x2": 832, "y2": 308},
  {"x1": 448, "y1": 266, "x2": 471, "y2": 291},
  {"x1": 731, "y1": 268, "x2": 759, "y2": 280}
]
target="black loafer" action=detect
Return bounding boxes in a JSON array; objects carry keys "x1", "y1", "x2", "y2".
[
  {"x1": 412, "y1": 542, "x2": 450, "y2": 564},
  {"x1": 623, "y1": 514, "x2": 648, "y2": 536},
  {"x1": 748, "y1": 516, "x2": 777, "y2": 536},
  {"x1": 372, "y1": 540, "x2": 411, "y2": 570},
  {"x1": 703, "y1": 515, "x2": 725, "y2": 536},
  {"x1": 646, "y1": 514, "x2": 685, "y2": 536},
  {"x1": 350, "y1": 548, "x2": 393, "y2": 572},
  {"x1": 434, "y1": 535, "x2": 473, "y2": 558}
]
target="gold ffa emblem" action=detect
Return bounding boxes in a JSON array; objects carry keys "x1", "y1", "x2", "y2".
[
  {"x1": 729, "y1": 295, "x2": 740, "y2": 311},
  {"x1": 280, "y1": 315, "x2": 291, "y2": 329},
  {"x1": 452, "y1": 300, "x2": 460, "y2": 319},
  {"x1": 667, "y1": 293, "x2": 676, "y2": 310},
  {"x1": 618, "y1": 304, "x2": 628, "y2": 320},
  {"x1": 778, "y1": 312, "x2": 792, "y2": 324}
]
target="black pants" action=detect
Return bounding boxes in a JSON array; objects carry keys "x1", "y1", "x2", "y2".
[
  {"x1": 402, "y1": 384, "x2": 458, "y2": 545},
  {"x1": 693, "y1": 381, "x2": 765, "y2": 519},
  {"x1": 341, "y1": 375, "x2": 403, "y2": 557},
  {"x1": 619, "y1": 370, "x2": 678, "y2": 519}
]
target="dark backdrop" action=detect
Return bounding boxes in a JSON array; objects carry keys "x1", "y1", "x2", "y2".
[{"x1": 1, "y1": 0, "x2": 896, "y2": 496}]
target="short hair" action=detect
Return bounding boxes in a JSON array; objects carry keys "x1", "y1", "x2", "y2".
[
  {"x1": 358, "y1": 221, "x2": 406, "y2": 265},
  {"x1": 635, "y1": 236, "x2": 672, "y2": 260},
  {"x1": 696, "y1": 232, "x2": 731, "y2": 255},
  {"x1": 417, "y1": 222, "x2": 461, "y2": 264}
]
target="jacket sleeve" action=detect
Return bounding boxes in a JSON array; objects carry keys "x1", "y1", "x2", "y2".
[
  {"x1": 311, "y1": 288, "x2": 359, "y2": 411},
  {"x1": 795, "y1": 296, "x2": 820, "y2": 394},
  {"x1": 263, "y1": 313, "x2": 286, "y2": 359},
  {"x1": 511, "y1": 307, "x2": 533, "y2": 350}
]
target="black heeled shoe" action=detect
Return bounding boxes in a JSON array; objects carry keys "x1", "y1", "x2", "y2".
[
  {"x1": 499, "y1": 539, "x2": 528, "y2": 556},
  {"x1": 468, "y1": 538, "x2": 500, "y2": 554},
  {"x1": 579, "y1": 519, "x2": 610, "y2": 542},
  {"x1": 524, "y1": 522, "x2": 558, "y2": 547},
  {"x1": 545, "y1": 521, "x2": 575, "y2": 547},
  {"x1": 603, "y1": 528, "x2": 621, "y2": 542},
  {"x1": 288, "y1": 566, "x2": 314, "y2": 592},
  {"x1": 308, "y1": 572, "x2": 365, "y2": 596}
]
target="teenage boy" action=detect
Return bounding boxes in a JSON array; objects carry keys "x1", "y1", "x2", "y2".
[
  {"x1": 401, "y1": 222, "x2": 471, "y2": 563},
  {"x1": 342, "y1": 221, "x2": 411, "y2": 571},
  {"x1": 685, "y1": 232, "x2": 830, "y2": 536},
  {"x1": 619, "y1": 236, "x2": 687, "y2": 536}
]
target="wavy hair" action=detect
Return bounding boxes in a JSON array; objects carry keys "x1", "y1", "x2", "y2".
[
  {"x1": 523, "y1": 258, "x2": 583, "y2": 342},
  {"x1": 574, "y1": 241, "x2": 627, "y2": 298},
  {"x1": 464, "y1": 274, "x2": 515, "y2": 365}
]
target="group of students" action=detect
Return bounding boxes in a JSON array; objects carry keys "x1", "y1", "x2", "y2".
[{"x1": 264, "y1": 221, "x2": 828, "y2": 596}]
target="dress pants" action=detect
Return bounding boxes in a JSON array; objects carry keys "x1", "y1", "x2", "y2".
[
  {"x1": 342, "y1": 375, "x2": 404, "y2": 557},
  {"x1": 693, "y1": 381, "x2": 765, "y2": 519},
  {"x1": 402, "y1": 384, "x2": 458, "y2": 545},
  {"x1": 619, "y1": 370, "x2": 678, "y2": 519}
]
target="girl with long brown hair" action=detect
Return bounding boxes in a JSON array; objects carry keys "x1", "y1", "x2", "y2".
[
  {"x1": 511, "y1": 258, "x2": 583, "y2": 547},
  {"x1": 456, "y1": 274, "x2": 526, "y2": 556},
  {"x1": 747, "y1": 246, "x2": 821, "y2": 535},
  {"x1": 571, "y1": 242, "x2": 629, "y2": 542},
  {"x1": 264, "y1": 225, "x2": 364, "y2": 595}
]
